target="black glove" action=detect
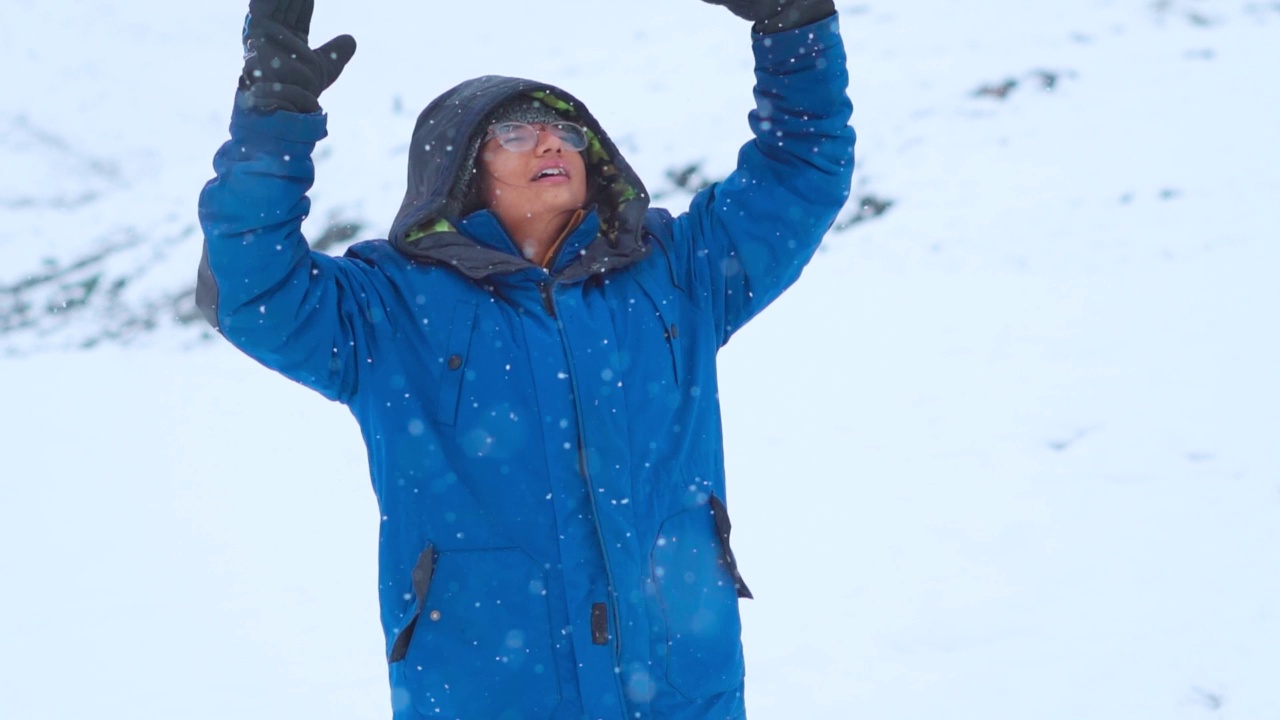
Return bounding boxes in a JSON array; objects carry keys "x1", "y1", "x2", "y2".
[
  {"x1": 238, "y1": 0, "x2": 356, "y2": 114},
  {"x1": 702, "y1": 0, "x2": 837, "y2": 33}
]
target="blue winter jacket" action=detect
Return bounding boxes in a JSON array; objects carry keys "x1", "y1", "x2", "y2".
[{"x1": 197, "y1": 16, "x2": 853, "y2": 720}]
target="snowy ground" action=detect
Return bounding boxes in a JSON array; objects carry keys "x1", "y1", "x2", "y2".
[{"x1": 2, "y1": 0, "x2": 1278, "y2": 718}]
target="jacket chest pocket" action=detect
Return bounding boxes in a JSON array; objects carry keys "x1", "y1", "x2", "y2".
[
  {"x1": 433, "y1": 302, "x2": 476, "y2": 426},
  {"x1": 633, "y1": 274, "x2": 684, "y2": 388}
]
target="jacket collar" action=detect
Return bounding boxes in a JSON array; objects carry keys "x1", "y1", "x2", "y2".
[{"x1": 437, "y1": 208, "x2": 638, "y2": 286}]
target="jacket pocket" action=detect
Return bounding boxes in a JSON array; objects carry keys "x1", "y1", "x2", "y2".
[
  {"x1": 391, "y1": 547, "x2": 560, "y2": 719},
  {"x1": 433, "y1": 302, "x2": 477, "y2": 426},
  {"x1": 651, "y1": 499, "x2": 748, "y2": 701},
  {"x1": 708, "y1": 495, "x2": 753, "y2": 600},
  {"x1": 388, "y1": 544, "x2": 437, "y2": 664}
]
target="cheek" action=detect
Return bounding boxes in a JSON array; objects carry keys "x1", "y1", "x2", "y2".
[
  {"x1": 480, "y1": 147, "x2": 522, "y2": 189},
  {"x1": 572, "y1": 158, "x2": 589, "y2": 198}
]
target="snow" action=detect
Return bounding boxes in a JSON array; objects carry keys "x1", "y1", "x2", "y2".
[{"x1": 2, "y1": 0, "x2": 1279, "y2": 718}]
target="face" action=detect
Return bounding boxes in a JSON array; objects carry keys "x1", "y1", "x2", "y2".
[{"x1": 477, "y1": 124, "x2": 589, "y2": 226}]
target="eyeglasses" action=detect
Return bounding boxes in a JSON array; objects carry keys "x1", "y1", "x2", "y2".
[{"x1": 485, "y1": 121, "x2": 589, "y2": 153}]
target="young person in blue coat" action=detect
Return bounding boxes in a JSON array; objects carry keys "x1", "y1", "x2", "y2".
[{"x1": 198, "y1": 0, "x2": 854, "y2": 717}]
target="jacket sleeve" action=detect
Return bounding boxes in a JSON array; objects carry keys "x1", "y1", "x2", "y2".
[
  {"x1": 664, "y1": 14, "x2": 854, "y2": 347},
  {"x1": 196, "y1": 98, "x2": 388, "y2": 403}
]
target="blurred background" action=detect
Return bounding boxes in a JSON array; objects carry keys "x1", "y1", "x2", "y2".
[{"x1": 1, "y1": 1, "x2": 1277, "y2": 718}]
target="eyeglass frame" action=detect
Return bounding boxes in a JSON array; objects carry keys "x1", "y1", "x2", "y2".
[{"x1": 484, "y1": 121, "x2": 590, "y2": 153}]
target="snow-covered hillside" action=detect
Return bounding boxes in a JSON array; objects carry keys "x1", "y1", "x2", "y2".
[{"x1": 2, "y1": 1, "x2": 1278, "y2": 718}]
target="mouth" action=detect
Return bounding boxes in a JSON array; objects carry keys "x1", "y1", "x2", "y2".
[{"x1": 532, "y1": 165, "x2": 569, "y2": 182}]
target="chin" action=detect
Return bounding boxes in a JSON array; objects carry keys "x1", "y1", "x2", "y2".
[{"x1": 539, "y1": 189, "x2": 586, "y2": 210}]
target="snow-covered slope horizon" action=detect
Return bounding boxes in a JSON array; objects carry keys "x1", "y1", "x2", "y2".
[{"x1": 2, "y1": 1, "x2": 1278, "y2": 718}]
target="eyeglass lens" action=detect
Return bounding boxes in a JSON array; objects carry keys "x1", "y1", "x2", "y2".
[{"x1": 491, "y1": 122, "x2": 588, "y2": 152}]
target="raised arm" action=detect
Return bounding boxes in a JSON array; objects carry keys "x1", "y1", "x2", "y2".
[
  {"x1": 196, "y1": 0, "x2": 374, "y2": 402},
  {"x1": 662, "y1": 1, "x2": 854, "y2": 346}
]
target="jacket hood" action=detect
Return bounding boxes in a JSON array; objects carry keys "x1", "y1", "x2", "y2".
[{"x1": 388, "y1": 76, "x2": 651, "y2": 282}]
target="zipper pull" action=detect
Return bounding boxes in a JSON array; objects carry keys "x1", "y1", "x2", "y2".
[
  {"x1": 591, "y1": 602, "x2": 610, "y2": 645},
  {"x1": 539, "y1": 281, "x2": 556, "y2": 318}
]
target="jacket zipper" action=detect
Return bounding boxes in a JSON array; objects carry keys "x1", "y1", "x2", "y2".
[{"x1": 541, "y1": 281, "x2": 625, "y2": 670}]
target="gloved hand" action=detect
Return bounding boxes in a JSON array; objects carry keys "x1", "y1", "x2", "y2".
[
  {"x1": 238, "y1": 0, "x2": 356, "y2": 114},
  {"x1": 701, "y1": 0, "x2": 837, "y2": 33}
]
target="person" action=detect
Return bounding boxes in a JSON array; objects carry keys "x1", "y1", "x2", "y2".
[{"x1": 196, "y1": 0, "x2": 854, "y2": 717}]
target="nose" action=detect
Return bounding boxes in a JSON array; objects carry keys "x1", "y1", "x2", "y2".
[{"x1": 534, "y1": 125, "x2": 564, "y2": 155}]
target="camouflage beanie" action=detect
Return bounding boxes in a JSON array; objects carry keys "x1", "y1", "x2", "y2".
[{"x1": 450, "y1": 96, "x2": 569, "y2": 217}]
